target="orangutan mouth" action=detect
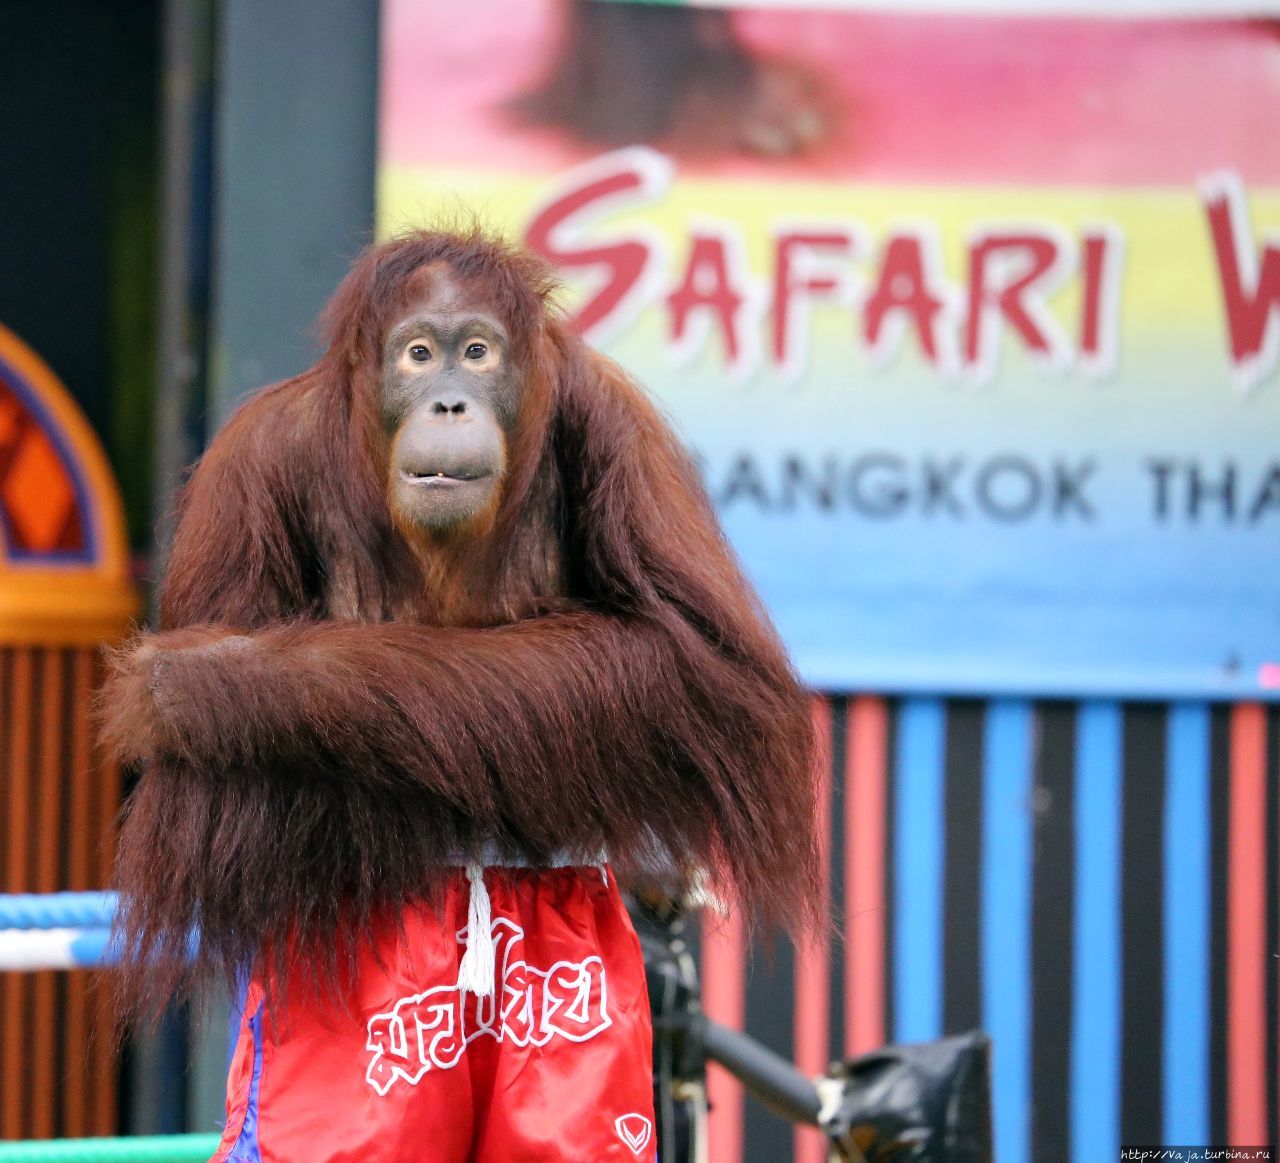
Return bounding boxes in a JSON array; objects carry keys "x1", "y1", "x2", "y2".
[{"x1": 401, "y1": 469, "x2": 491, "y2": 484}]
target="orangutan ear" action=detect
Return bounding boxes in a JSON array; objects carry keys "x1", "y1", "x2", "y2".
[{"x1": 553, "y1": 334, "x2": 751, "y2": 626}]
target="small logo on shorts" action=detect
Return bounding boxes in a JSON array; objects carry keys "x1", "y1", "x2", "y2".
[{"x1": 614, "y1": 1113, "x2": 653, "y2": 1157}]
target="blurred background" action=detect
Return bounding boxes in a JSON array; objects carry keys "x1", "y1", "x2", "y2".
[{"x1": 0, "y1": 0, "x2": 1278, "y2": 1160}]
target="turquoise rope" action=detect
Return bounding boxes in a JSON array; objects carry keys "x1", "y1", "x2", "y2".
[{"x1": 0, "y1": 1135, "x2": 220, "y2": 1162}]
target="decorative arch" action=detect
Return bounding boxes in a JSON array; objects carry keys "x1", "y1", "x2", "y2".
[
  {"x1": 0, "y1": 347, "x2": 93, "y2": 562},
  {"x1": 0, "y1": 323, "x2": 135, "y2": 643}
]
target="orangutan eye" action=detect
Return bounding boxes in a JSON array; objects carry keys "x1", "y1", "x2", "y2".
[
  {"x1": 408, "y1": 343, "x2": 431, "y2": 362},
  {"x1": 464, "y1": 342, "x2": 487, "y2": 360}
]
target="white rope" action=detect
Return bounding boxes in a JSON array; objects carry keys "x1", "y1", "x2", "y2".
[
  {"x1": 456, "y1": 863, "x2": 495, "y2": 997},
  {"x1": 0, "y1": 927, "x2": 112, "y2": 971}
]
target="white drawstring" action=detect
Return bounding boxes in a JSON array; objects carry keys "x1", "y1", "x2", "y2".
[
  {"x1": 454, "y1": 850, "x2": 608, "y2": 996},
  {"x1": 457, "y1": 863, "x2": 495, "y2": 997}
]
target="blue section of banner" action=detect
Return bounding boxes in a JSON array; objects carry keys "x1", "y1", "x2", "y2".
[
  {"x1": 1163, "y1": 702, "x2": 1211, "y2": 1146},
  {"x1": 660, "y1": 297, "x2": 1280, "y2": 703},
  {"x1": 893, "y1": 697, "x2": 946, "y2": 1044},
  {"x1": 1071, "y1": 701, "x2": 1123, "y2": 1163},
  {"x1": 981, "y1": 699, "x2": 1034, "y2": 1163}
]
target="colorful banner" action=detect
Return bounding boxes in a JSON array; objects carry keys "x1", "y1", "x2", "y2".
[{"x1": 380, "y1": 1, "x2": 1280, "y2": 698}]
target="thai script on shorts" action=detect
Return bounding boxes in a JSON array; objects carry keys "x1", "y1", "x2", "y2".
[{"x1": 365, "y1": 916, "x2": 611, "y2": 1094}]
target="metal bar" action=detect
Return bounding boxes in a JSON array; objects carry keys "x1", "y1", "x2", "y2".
[{"x1": 701, "y1": 1017, "x2": 823, "y2": 1130}]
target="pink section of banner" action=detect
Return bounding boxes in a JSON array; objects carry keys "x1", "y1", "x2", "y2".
[{"x1": 382, "y1": 1, "x2": 1280, "y2": 185}]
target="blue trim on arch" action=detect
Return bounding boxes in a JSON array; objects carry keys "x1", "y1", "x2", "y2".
[{"x1": 0, "y1": 350, "x2": 97, "y2": 565}]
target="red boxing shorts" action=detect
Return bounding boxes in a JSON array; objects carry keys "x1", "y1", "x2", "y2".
[{"x1": 210, "y1": 862, "x2": 657, "y2": 1163}]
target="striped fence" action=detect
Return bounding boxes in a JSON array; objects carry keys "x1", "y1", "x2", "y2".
[
  {"x1": 0, "y1": 645, "x2": 121, "y2": 1141},
  {"x1": 4, "y1": 696, "x2": 1275, "y2": 1160},
  {"x1": 702, "y1": 696, "x2": 1280, "y2": 1163}
]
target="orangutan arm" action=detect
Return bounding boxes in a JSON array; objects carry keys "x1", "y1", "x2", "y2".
[{"x1": 100, "y1": 612, "x2": 808, "y2": 861}]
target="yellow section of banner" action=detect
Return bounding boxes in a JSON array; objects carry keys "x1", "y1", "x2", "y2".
[{"x1": 381, "y1": 164, "x2": 1280, "y2": 343}]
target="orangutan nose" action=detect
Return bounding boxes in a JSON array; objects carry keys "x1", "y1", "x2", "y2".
[{"x1": 395, "y1": 394, "x2": 505, "y2": 486}]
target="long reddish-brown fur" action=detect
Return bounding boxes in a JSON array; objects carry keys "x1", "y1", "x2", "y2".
[{"x1": 99, "y1": 228, "x2": 819, "y2": 1019}]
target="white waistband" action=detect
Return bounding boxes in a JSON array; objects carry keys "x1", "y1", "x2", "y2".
[
  {"x1": 454, "y1": 847, "x2": 609, "y2": 999},
  {"x1": 451, "y1": 842, "x2": 608, "y2": 870}
]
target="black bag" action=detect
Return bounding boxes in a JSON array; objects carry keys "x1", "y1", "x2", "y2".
[
  {"x1": 633, "y1": 894, "x2": 994, "y2": 1162},
  {"x1": 830, "y1": 1031, "x2": 993, "y2": 1161}
]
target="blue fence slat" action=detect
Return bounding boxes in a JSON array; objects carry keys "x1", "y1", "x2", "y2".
[
  {"x1": 1071, "y1": 700, "x2": 1123, "y2": 1163},
  {"x1": 893, "y1": 697, "x2": 947, "y2": 1044},
  {"x1": 981, "y1": 699, "x2": 1034, "y2": 1163},
  {"x1": 1163, "y1": 701, "x2": 1211, "y2": 1145}
]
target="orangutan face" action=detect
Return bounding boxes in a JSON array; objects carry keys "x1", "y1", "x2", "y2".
[{"x1": 380, "y1": 266, "x2": 522, "y2": 534}]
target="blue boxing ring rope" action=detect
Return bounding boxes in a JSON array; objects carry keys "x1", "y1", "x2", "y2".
[
  {"x1": 0, "y1": 892, "x2": 117, "y2": 930},
  {"x1": 0, "y1": 892, "x2": 119, "y2": 971},
  {"x1": 0, "y1": 891, "x2": 228, "y2": 1162}
]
